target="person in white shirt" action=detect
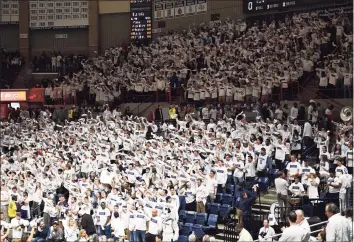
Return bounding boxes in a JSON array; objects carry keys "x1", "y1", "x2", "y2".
[
  {"x1": 134, "y1": 205, "x2": 149, "y2": 241},
  {"x1": 146, "y1": 209, "x2": 162, "y2": 242},
  {"x1": 279, "y1": 211, "x2": 307, "y2": 242},
  {"x1": 195, "y1": 179, "x2": 208, "y2": 213},
  {"x1": 288, "y1": 177, "x2": 305, "y2": 197},
  {"x1": 275, "y1": 172, "x2": 288, "y2": 219},
  {"x1": 233, "y1": 158, "x2": 245, "y2": 190},
  {"x1": 236, "y1": 223, "x2": 253, "y2": 242},
  {"x1": 205, "y1": 171, "x2": 217, "y2": 204},
  {"x1": 327, "y1": 171, "x2": 341, "y2": 202},
  {"x1": 295, "y1": 210, "x2": 310, "y2": 242},
  {"x1": 290, "y1": 103, "x2": 298, "y2": 120},
  {"x1": 111, "y1": 211, "x2": 126, "y2": 241},
  {"x1": 215, "y1": 160, "x2": 228, "y2": 193},
  {"x1": 258, "y1": 219, "x2": 276, "y2": 242},
  {"x1": 96, "y1": 202, "x2": 111, "y2": 238},
  {"x1": 244, "y1": 155, "x2": 256, "y2": 185},
  {"x1": 325, "y1": 203, "x2": 351, "y2": 242},
  {"x1": 64, "y1": 218, "x2": 79, "y2": 241},
  {"x1": 10, "y1": 212, "x2": 25, "y2": 240},
  {"x1": 286, "y1": 155, "x2": 301, "y2": 181}
]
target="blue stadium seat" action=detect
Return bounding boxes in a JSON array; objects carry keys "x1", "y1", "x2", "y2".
[
  {"x1": 268, "y1": 169, "x2": 279, "y2": 186},
  {"x1": 185, "y1": 211, "x2": 196, "y2": 223},
  {"x1": 219, "y1": 204, "x2": 231, "y2": 219},
  {"x1": 257, "y1": 177, "x2": 269, "y2": 192},
  {"x1": 195, "y1": 213, "x2": 207, "y2": 225},
  {"x1": 215, "y1": 193, "x2": 223, "y2": 203},
  {"x1": 207, "y1": 214, "x2": 218, "y2": 229},
  {"x1": 181, "y1": 223, "x2": 193, "y2": 236},
  {"x1": 226, "y1": 184, "x2": 234, "y2": 195},
  {"x1": 208, "y1": 203, "x2": 220, "y2": 215},
  {"x1": 178, "y1": 235, "x2": 189, "y2": 242},
  {"x1": 179, "y1": 210, "x2": 186, "y2": 222},
  {"x1": 192, "y1": 224, "x2": 205, "y2": 238},
  {"x1": 221, "y1": 193, "x2": 233, "y2": 206}
]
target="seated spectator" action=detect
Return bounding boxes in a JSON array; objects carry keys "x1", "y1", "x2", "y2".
[{"x1": 33, "y1": 220, "x2": 50, "y2": 242}]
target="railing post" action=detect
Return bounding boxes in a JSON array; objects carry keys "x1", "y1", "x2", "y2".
[
  {"x1": 169, "y1": 88, "x2": 171, "y2": 104},
  {"x1": 156, "y1": 90, "x2": 158, "y2": 103}
]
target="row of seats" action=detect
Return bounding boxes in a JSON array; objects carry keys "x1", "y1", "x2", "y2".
[{"x1": 179, "y1": 211, "x2": 220, "y2": 225}]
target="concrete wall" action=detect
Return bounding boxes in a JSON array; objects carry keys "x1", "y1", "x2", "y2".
[
  {"x1": 99, "y1": 13, "x2": 131, "y2": 51},
  {"x1": 30, "y1": 28, "x2": 89, "y2": 56},
  {"x1": 0, "y1": 25, "x2": 19, "y2": 51}
]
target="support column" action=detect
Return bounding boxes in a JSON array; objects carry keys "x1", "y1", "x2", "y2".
[
  {"x1": 18, "y1": 0, "x2": 29, "y2": 61},
  {"x1": 88, "y1": 0, "x2": 99, "y2": 57}
]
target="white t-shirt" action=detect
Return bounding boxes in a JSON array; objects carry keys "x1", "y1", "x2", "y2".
[{"x1": 97, "y1": 207, "x2": 111, "y2": 226}]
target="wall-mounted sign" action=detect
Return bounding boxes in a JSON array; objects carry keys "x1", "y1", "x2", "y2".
[
  {"x1": 0, "y1": 0, "x2": 19, "y2": 24},
  {"x1": 29, "y1": 0, "x2": 89, "y2": 29},
  {"x1": 55, "y1": 34, "x2": 68, "y2": 39},
  {"x1": 154, "y1": 0, "x2": 207, "y2": 19},
  {"x1": 0, "y1": 91, "x2": 27, "y2": 102},
  {"x1": 19, "y1": 33, "x2": 28, "y2": 39}
]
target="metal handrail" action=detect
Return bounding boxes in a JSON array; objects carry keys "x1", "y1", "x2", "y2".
[{"x1": 254, "y1": 220, "x2": 328, "y2": 242}]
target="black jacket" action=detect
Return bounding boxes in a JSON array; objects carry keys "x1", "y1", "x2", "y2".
[{"x1": 81, "y1": 214, "x2": 96, "y2": 236}]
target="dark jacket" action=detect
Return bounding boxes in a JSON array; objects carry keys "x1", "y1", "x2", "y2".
[
  {"x1": 154, "y1": 108, "x2": 163, "y2": 121},
  {"x1": 239, "y1": 190, "x2": 257, "y2": 215},
  {"x1": 35, "y1": 226, "x2": 50, "y2": 239},
  {"x1": 81, "y1": 214, "x2": 96, "y2": 236}
]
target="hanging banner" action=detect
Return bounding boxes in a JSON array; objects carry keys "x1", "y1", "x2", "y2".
[
  {"x1": 0, "y1": 90, "x2": 27, "y2": 102},
  {"x1": 0, "y1": 104, "x2": 8, "y2": 120},
  {"x1": 154, "y1": 0, "x2": 164, "y2": 19},
  {"x1": 196, "y1": 0, "x2": 207, "y2": 13},
  {"x1": 28, "y1": 88, "x2": 45, "y2": 103},
  {"x1": 185, "y1": 0, "x2": 196, "y2": 16},
  {"x1": 164, "y1": 1, "x2": 175, "y2": 19},
  {"x1": 174, "y1": 0, "x2": 186, "y2": 17}
]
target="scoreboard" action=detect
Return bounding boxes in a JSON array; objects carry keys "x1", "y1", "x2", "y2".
[
  {"x1": 243, "y1": 0, "x2": 344, "y2": 13},
  {"x1": 130, "y1": 0, "x2": 152, "y2": 41}
]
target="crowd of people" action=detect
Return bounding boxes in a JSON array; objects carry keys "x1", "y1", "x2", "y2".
[
  {"x1": 33, "y1": 9, "x2": 352, "y2": 107},
  {"x1": 32, "y1": 52, "x2": 85, "y2": 75},
  {"x1": 0, "y1": 48, "x2": 24, "y2": 89},
  {"x1": 0, "y1": 97, "x2": 352, "y2": 242}
]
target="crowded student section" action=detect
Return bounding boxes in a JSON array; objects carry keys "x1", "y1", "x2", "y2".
[
  {"x1": 0, "y1": 101, "x2": 352, "y2": 241},
  {"x1": 39, "y1": 9, "x2": 352, "y2": 106}
]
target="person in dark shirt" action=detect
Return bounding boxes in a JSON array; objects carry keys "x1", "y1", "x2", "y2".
[
  {"x1": 33, "y1": 220, "x2": 50, "y2": 242},
  {"x1": 239, "y1": 185, "x2": 258, "y2": 233},
  {"x1": 79, "y1": 210, "x2": 96, "y2": 237}
]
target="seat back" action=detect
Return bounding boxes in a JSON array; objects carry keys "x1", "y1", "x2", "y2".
[
  {"x1": 257, "y1": 177, "x2": 269, "y2": 192},
  {"x1": 185, "y1": 211, "x2": 196, "y2": 223},
  {"x1": 192, "y1": 224, "x2": 205, "y2": 238},
  {"x1": 215, "y1": 193, "x2": 223, "y2": 203},
  {"x1": 226, "y1": 184, "x2": 234, "y2": 195},
  {"x1": 221, "y1": 193, "x2": 233, "y2": 206},
  {"x1": 207, "y1": 214, "x2": 218, "y2": 228},
  {"x1": 195, "y1": 213, "x2": 207, "y2": 225},
  {"x1": 209, "y1": 203, "x2": 220, "y2": 214},
  {"x1": 178, "y1": 235, "x2": 189, "y2": 242},
  {"x1": 219, "y1": 204, "x2": 231, "y2": 218},
  {"x1": 181, "y1": 223, "x2": 192, "y2": 236}
]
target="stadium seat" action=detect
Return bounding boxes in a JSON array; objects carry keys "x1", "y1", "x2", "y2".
[
  {"x1": 268, "y1": 169, "x2": 279, "y2": 186},
  {"x1": 221, "y1": 193, "x2": 233, "y2": 206},
  {"x1": 179, "y1": 210, "x2": 186, "y2": 222},
  {"x1": 192, "y1": 224, "x2": 205, "y2": 238},
  {"x1": 181, "y1": 223, "x2": 193, "y2": 236},
  {"x1": 207, "y1": 214, "x2": 218, "y2": 229},
  {"x1": 178, "y1": 235, "x2": 189, "y2": 242},
  {"x1": 208, "y1": 203, "x2": 220, "y2": 215},
  {"x1": 195, "y1": 213, "x2": 208, "y2": 225},
  {"x1": 226, "y1": 184, "x2": 234, "y2": 195},
  {"x1": 185, "y1": 211, "x2": 196, "y2": 223},
  {"x1": 215, "y1": 193, "x2": 223, "y2": 203},
  {"x1": 257, "y1": 177, "x2": 269, "y2": 193},
  {"x1": 219, "y1": 204, "x2": 231, "y2": 220}
]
